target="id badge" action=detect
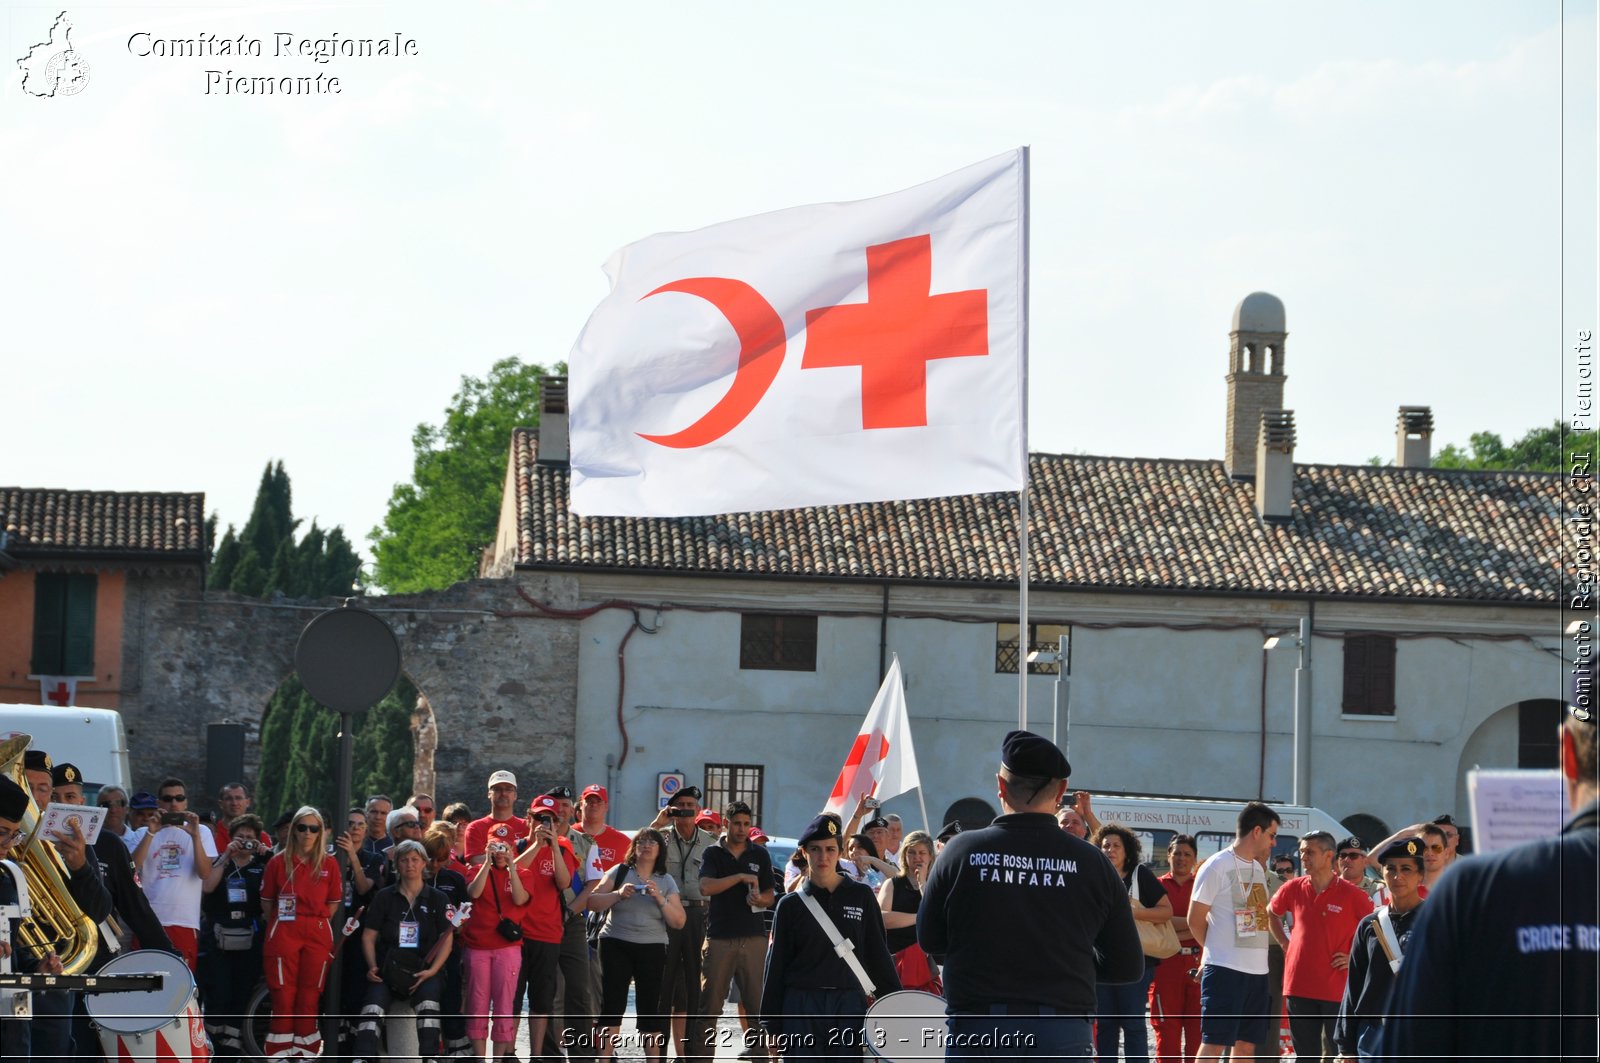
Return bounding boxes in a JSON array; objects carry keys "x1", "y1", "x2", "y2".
[
  {"x1": 1233, "y1": 907, "x2": 1259, "y2": 937},
  {"x1": 344, "y1": 880, "x2": 354, "y2": 908},
  {"x1": 398, "y1": 920, "x2": 420, "y2": 948},
  {"x1": 227, "y1": 883, "x2": 247, "y2": 905},
  {"x1": 277, "y1": 895, "x2": 297, "y2": 922}
]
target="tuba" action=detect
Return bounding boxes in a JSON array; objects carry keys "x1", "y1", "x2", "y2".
[{"x1": 0, "y1": 734, "x2": 100, "y2": 974}]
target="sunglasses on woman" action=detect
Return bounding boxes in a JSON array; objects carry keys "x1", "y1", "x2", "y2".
[{"x1": 294, "y1": 823, "x2": 321, "y2": 834}]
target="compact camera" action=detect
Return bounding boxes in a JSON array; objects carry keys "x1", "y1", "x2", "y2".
[
  {"x1": 667, "y1": 807, "x2": 697, "y2": 818},
  {"x1": 862, "y1": 796, "x2": 880, "y2": 809},
  {"x1": 239, "y1": 840, "x2": 258, "y2": 852},
  {"x1": 534, "y1": 815, "x2": 556, "y2": 826},
  {"x1": 160, "y1": 811, "x2": 188, "y2": 826},
  {"x1": 488, "y1": 842, "x2": 511, "y2": 855}
]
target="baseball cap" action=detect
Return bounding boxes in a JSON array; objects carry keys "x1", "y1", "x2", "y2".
[
  {"x1": 696, "y1": 810, "x2": 723, "y2": 830},
  {"x1": 487, "y1": 770, "x2": 517, "y2": 789},
  {"x1": 529, "y1": 795, "x2": 559, "y2": 816},
  {"x1": 581, "y1": 785, "x2": 608, "y2": 803},
  {"x1": 130, "y1": 790, "x2": 159, "y2": 811},
  {"x1": 749, "y1": 827, "x2": 770, "y2": 844}
]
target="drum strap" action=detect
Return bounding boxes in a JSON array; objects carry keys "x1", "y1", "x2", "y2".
[
  {"x1": 1374, "y1": 906, "x2": 1404, "y2": 974},
  {"x1": 798, "y1": 888, "x2": 875, "y2": 996}
]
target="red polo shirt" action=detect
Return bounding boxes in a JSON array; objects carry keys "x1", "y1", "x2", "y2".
[
  {"x1": 463, "y1": 814, "x2": 529, "y2": 860},
  {"x1": 581, "y1": 825, "x2": 632, "y2": 871},
  {"x1": 1269, "y1": 874, "x2": 1374, "y2": 1001}
]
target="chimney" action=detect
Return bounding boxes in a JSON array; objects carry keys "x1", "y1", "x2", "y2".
[
  {"x1": 1255, "y1": 409, "x2": 1296, "y2": 522},
  {"x1": 1395, "y1": 406, "x2": 1433, "y2": 468},
  {"x1": 1224, "y1": 292, "x2": 1288, "y2": 479},
  {"x1": 538, "y1": 375, "x2": 569, "y2": 464}
]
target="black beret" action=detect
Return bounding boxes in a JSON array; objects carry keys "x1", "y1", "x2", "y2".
[
  {"x1": 863, "y1": 817, "x2": 890, "y2": 832},
  {"x1": 543, "y1": 785, "x2": 575, "y2": 801},
  {"x1": 0, "y1": 775, "x2": 29, "y2": 821},
  {"x1": 675, "y1": 785, "x2": 702, "y2": 802},
  {"x1": 51, "y1": 762, "x2": 83, "y2": 788},
  {"x1": 1335, "y1": 836, "x2": 1365, "y2": 853},
  {"x1": 797, "y1": 812, "x2": 842, "y2": 847},
  {"x1": 1001, "y1": 729, "x2": 1070, "y2": 780},
  {"x1": 1377, "y1": 836, "x2": 1427, "y2": 865},
  {"x1": 936, "y1": 820, "x2": 963, "y2": 842},
  {"x1": 23, "y1": 749, "x2": 51, "y2": 774}
]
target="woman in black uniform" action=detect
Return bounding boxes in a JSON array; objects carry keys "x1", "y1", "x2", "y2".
[
  {"x1": 200, "y1": 814, "x2": 270, "y2": 1059},
  {"x1": 761, "y1": 813, "x2": 900, "y2": 1063}
]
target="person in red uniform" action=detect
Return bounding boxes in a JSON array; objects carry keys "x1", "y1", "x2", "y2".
[
  {"x1": 1267, "y1": 829, "x2": 1372, "y2": 1063},
  {"x1": 1151, "y1": 834, "x2": 1203, "y2": 1063},
  {"x1": 260, "y1": 806, "x2": 342, "y2": 1059},
  {"x1": 579, "y1": 785, "x2": 632, "y2": 871},
  {"x1": 464, "y1": 770, "x2": 529, "y2": 865}
]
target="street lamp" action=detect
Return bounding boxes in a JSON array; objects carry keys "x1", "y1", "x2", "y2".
[
  {"x1": 1026, "y1": 634, "x2": 1071, "y2": 754},
  {"x1": 1264, "y1": 617, "x2": 1313, "y2": 805}
]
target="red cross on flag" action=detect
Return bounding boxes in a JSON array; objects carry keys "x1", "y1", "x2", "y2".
[
  {"x1": 39, "y1": 676, "x2": 77, "y2": 706},
  {"x1": 824, "y1": 656, "x2": 921, "y2": 817},
  {"x1": 569, "y1": 149, "x2": 1027, "y2": 516}
]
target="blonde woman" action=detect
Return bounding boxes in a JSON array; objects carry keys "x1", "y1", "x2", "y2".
[
  {"x1": 877, "y1": 830, "x2": 938, "y2": 992},
  {"x1": 259, "y1": 806, "x2": 341, "y2": 1059}
]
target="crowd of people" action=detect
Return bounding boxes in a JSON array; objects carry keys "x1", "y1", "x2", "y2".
[{"x1": 0, "y1": 704, "x2": 1594, "y2": 1063}]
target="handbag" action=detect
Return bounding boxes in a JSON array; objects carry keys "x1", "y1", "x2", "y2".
[
  {"x1": 490, "y1": 868, "x2": 524, "y2": 942},
  {"x1": 1131, "y1": 882, "x2": 1180, "y2": 959},
  {"x1": 212, "y1": 925, "x2": 255, "y2": 952},
  {"x1": 380, "y1": 948, "x2": 426, "y2": 999}
]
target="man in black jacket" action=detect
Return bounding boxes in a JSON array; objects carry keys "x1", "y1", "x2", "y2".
[
  {"x1": 1381, "y1": 678, "x2": 1599, "y2": 1059},
  {"x1": 919, "y1": 730, "x2": 1143, "y2": 1058}
]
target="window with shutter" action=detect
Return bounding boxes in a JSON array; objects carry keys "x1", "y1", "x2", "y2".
[
  {"x1": 1341, "y1": 634, "x2": 1396, "y2": 716},
  {"x1": 31, "y1": 573, "x2": 97, "y2": 676}
]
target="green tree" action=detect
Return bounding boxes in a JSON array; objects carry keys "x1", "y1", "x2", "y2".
[
  {"x1": 210, "y1": 462, "x2": 412, "y2": 818},
  {"x1": 1432, "y1": 421, "x2": 1583, "y2": 473},
  {"x1": 369, "y1": 356, "x2": 559, "y2": 593}
]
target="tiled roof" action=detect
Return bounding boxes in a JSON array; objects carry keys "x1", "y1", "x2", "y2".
[
  {"x1": 0, "y1": 488, "x2": 207, "y2": 559},
  {"x1": 506, "y1": 429, "x2": 1571, "y2": 603}
]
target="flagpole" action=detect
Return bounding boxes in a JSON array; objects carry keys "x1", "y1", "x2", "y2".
[{"x1": 1016, "y1": 145, "x2": 1032, "y2": 731}]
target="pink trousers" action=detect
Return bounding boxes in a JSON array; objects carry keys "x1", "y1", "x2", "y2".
[{"x1": 462, "y1": 943, "x2": 523, "y2": 1043}]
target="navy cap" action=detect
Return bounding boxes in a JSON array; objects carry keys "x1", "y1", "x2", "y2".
[
  {"x1": 129, "y1": 790, "x2": 158, "y2": 810},
  {"x1": 1335, "y1": 836, "x2": 1365, "y2": 853},
  {"x1": 863, "y1": 816, "x2": 890, "y2": 832},
  {"x1": 1377, "y1": 836, "x2": 1427, "y2": 865},
  {"x1": 50, "y1": 762, "x2": 83, "y2": 788},
  {"x1": 936, "y1": 820, "x2": 963, "y2": 843},
  {"x1": 1001, "y1": 729, "x2": 1071, "y2": 779},
  {"x1": 23, "y1": 749, "x2": 51, "y2": 774},
  {"x1": 797, "y1": 812, "x2": 842, "y2": 847},
  {"x1": 0, "y1": 775, "x2": 28, "y2": 821}
]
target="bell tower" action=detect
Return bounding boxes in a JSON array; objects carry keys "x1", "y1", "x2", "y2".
[{"x1": 1224, "y1": 292, "x2": 1287, "y2": 479}]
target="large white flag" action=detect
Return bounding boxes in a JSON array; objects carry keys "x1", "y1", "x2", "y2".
[
  {"x1": 568, "y1": 149, "x2": 1027, "y2": 517},
  {"x1": 824, "y1": 657, "x2": 921, "y2": 816}
]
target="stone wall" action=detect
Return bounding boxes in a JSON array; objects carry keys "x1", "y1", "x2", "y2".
[{"x1": 120, "y1": 572, "x2": 581, "y2": 808}]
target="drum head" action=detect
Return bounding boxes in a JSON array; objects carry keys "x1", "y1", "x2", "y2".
[
  {"x1": 86, "y1": 948, "x2": 196, "y2": 1033},
  {"x1": 865, "y1": 989, "x2": 948, "y2": 1062}
]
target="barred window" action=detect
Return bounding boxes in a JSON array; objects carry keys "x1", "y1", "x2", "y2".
[
  {"x1": 740, "y1": 614, "x2": 817, "y2": 671},
  {"x1": 704, "y1": 763, "x2": 765, "y2": 824},
  {"x1": 995, "y1": 623, "x2": 1069, "y2": 675},
  {"x1": 1342, "y1": 635, "x2": 1397, "y2": 716}
]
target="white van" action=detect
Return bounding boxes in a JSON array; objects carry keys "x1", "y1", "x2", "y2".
[
  {"x1": 0, "y1": 703, "x2": 131, "y2": 800},
  {"x1": 1085, "y1": 794, "x2": 1347, "y2": 875}
]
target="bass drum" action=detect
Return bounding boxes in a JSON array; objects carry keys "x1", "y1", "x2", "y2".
[
  {"x1": 85, "y1": 948, "x2": 211, "y2": 1061},
  {"x1": 864, "y1": 988, "x2": 948, "y2": 1063}
]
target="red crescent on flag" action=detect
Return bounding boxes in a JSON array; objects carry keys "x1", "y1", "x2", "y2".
[{"x1": 636, "y1": 277, "x2": 787, "y2": 448}]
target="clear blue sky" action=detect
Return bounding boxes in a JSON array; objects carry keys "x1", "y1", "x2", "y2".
[{"x1": 3, "y1": 1, "x2": 1593, "y2": 561}]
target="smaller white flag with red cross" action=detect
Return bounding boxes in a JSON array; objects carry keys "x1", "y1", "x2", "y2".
[
  {"x1": 38, "y1": 676, "x2": 77, "y2": 706},
  {"x1": 824, "y1": 656, "x2": 921, "y2": 816},
  {"x1": 568, "y1": 149, "x2": 1027, "y2": 517}
]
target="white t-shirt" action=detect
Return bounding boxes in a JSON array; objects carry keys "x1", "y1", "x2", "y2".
[
  {"x1": 138, "y1": 825, "x2": 219, "y2": 929},
  {"x1": 1191, "y1": 846, "x2": 1273, "y2": 975}
]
